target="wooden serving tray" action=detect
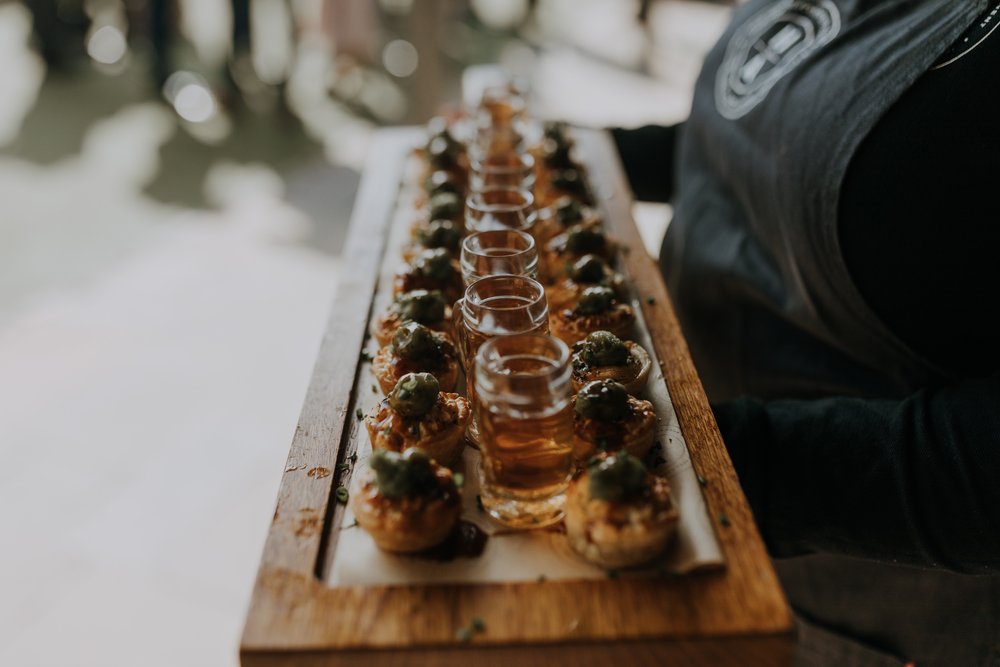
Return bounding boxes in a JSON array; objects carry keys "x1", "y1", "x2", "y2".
[{"x1": 240, "y1": 127, "x2": 794, "y2": 666}]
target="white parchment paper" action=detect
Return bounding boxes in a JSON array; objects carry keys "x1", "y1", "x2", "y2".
[{"x1": 326, "y1": 145, "x2": 724, "y2": 587}]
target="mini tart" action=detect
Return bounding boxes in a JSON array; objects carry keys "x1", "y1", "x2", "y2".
[
  {"x1": 401, "y1": 217, "x2": 463, "y2": 263},
  {"x1": 533, "y1": 158, "x2": 591, "y2": 208},
  {"x1": 564, "y1": 471, "x2": 678, "y2": 569},
  {"x1": 372, "y1": 333, "x2": 460, "y2": 394},
  {"x1": 546, "y1": 273, "x2": 627, "y2": 312},
  {"x1": 401, "y1": 241, "x2": 460, "y2": 263},
  {"x1": 417, "y1": 148, "x2": 469, "y2": 186},
  {"x1": 371, "y1": 304, "x2": 453, "y2": 348},
  {"x1": 408, "y1": 216, "x2": 467, "y2": 240},
  {"x1": 409, "y1": 187, "x2": 466, "y2": 239},
  {"x1": 542, "y1": 230, "x2": 617, "y2": 284},
  {"x1": 571, "y1": 340, "x2": 652, "y2": 395},
  {"x1": 536, "y1": 169, "x2": 594, "y2": 209},
  {"x1": 392, "y1": 259, "x2": 464, "y2": 303},
  {"x1": 572, "y1": 395, "x2": 657, "y2": 462},
  {"x1": 417, "y1": 121, "x2": 469, "y2": 186},
  {"x1": 365, "y1": 393, "x2": 471, "y2": 467},
  {"x1": 350, "y1": 463, "x2": 461, "y2": 553},
  {"x1": 533, "y1": 205, "x2": 602, "y2": 248},
  {"x1": 408, "y1": 213, "x2": 467, "y2": 240},
  {"x1": 413, "y1": 170, "x2": 466, "y2": 209},
  {"x1": 551, "y1": 303, "x2": 635, "y2": 346}
]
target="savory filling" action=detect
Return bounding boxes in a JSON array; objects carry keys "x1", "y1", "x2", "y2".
[
  {"x1": 415, "y1": 220, "x2": 462, "y2": 254},
  {"x1": 554, "y1": 286, "x2": 635, "y2": 343},
  {"x1": 395, "y1": 248, "x2": 462, "y2": 299},
  {"x1": 564, "y1": 451, "x2": 677, "y2": 570},
  {"x1": 374, "y1": 290, "x2": 451, "y2": 347},
  {"x1": 574, "y1": 380, "x2": 655, "y2": 452},
  {"x1": 370, "y1": 388, "x2": 467, "y2": 453},
  {"x1": 387, "y1": 322, "x2": 456, "y2": 375},
  {"x1": 354, "y1": 448, "x2": 460, "y2": 531},
  {"x1": 574, "y1": 452, "x2": 675, "y2": 531}
]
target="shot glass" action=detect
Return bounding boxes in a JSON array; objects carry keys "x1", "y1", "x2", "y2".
[
  {"x1": 475, "y1": 334, "x2": 573, "y2": 527},
  {"x1": 453, "y1": 275, "x2": 549, "y2": 445},
  {"x1": 465, "y1": 187, "x2": 536, "y2": 235},
  {"x1": 477, "y1": 83, "x2": 527, "y2": 130},
  {"x1": 469, "y1": 151, "x2": 536, "y2": 193},
  {"x1": 460, "y1": 229, "x2": 539, "y2": 286}
]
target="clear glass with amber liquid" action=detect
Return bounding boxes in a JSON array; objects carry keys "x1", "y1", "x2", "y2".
[
  {"x1": 460, "y1": 229, "x2": 538, "y2": 286},
  {"x1": 475, "y1": 334, "x2": 573, "y2": 527},
  {"x1": 453, "y1": 275, "x2": 549, "y2": 446},
  {"x1": 465, "y1": 187, "x2": 536, "y2": 235},
  {"x1": 469, "y1": 151, "x2": 536, "y2": 193},
  {"x1": 472, "y1": 85, "x2": 528, "y2": 157}
]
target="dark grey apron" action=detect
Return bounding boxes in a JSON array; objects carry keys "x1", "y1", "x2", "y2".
[{"x1": 662, "y1": 0, "x2": 1000, "y2": 664}]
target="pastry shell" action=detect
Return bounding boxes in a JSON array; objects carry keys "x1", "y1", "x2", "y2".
[
  {"x1": 392, "y1": 260, "x2": 464, "y2": 304},
  {"x1": 365, "y1": 393, "x2": 471, "y2": 467},
  {"x1": 541, "y1": 229, "x2": 617, "y2": 283},
  {"x1": 564, "y1": 472, "x2": 678, "y2": 569},
  {"x1": 532, "y1": 205, "x2": 602, "y2": 248},
  {"x1": 546, "y1": 273, "x2": 627, "y2": 312},
  {"x1": 551, "y1": 303, "x2": 635, "y2": 346},
  {"x1": 372, "y1": 334, "x2": 459, "y2": 395},
  {"x1": 350, "y1": 463, "x2": 461, "y2": 553},
  {"x1": 572, "y1": 395, "x2": 657, "y2": 462},
  {"x1": 571, "y1": 340, "x2": 652, "y2": 395},
  {"x1": 371, "y1": 305, "x2": 454, "y2": 348}
]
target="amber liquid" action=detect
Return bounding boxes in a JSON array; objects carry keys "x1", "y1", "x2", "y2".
[
  {"x1": 463, "y1": 247, "x2": 538, "y2": 286},
  {"x1": 461, "y1": 296, "x2": 549, "y2": 436},
  {"x1": 475, "y1": 352, "x2": 572, "y2": 527},
  {"x1": 483, "y1": 99, "x2": 518, "y2": 128},
  {"x1": 478, "y1": 401, "x2": 574, "y2": 495}
]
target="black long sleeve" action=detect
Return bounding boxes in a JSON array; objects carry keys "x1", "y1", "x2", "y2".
[
  {"x1": 610, "y1": 124, "x2": 682, "y2": 203},
  {"x1": 714, "y1": 372, "x2": 1000, "y2": 574}
]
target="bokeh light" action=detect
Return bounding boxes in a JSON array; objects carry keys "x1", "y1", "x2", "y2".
[
  {"x1": 382, "y1": 39, "x2": 418, "y2": 78},
  {"x1": 173, "y1": 83, "x2": 216, "y2": 123},
  {"x1": 86, "y1": 25, "x2": 127, "y2": 65}
]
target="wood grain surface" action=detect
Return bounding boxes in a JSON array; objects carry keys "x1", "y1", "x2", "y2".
[{"x1": 241, "y1": 128, "x2": 794, "y2": 666}]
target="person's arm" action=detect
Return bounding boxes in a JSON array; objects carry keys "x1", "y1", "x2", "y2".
[
  {"x1": 714, "y1": 372, "x2": 1000, "y2": 574},
  {"x1": 610, "y1": 124, "x2": 682, "y2": 203}
]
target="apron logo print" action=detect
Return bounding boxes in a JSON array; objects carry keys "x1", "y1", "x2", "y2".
[
  {"x1": 932, "y1": 1, "x2": 1000, "y2": 70},
  {"x1": 715, "y1": 0, "x2": 841, "y2": 120}
]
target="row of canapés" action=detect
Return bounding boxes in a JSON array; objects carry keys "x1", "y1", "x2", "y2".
[{"x1": 348, "y1": 117, "x2": 679, "y2": 570}]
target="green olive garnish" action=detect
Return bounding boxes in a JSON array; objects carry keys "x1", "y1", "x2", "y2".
[
  {"x1": 576, "y1": 286, "x2": 615, "y2": 315},
  {"x1": 415, "y1": 248, "x2": 455, "y2": 281},
  {"x1": 391, "y1": 321, "x2": 439, "y2": 361},
  {"x1": 428, "y1": 191, "x2": 462, "y2": 221},
  {"x1": 569, "y1": 254, "x2": 606, "y2": 284},
  {"x1": 543, "y1": 120, "x2": 569, "y2": 142},
  {"x1": 565, "y1": 225, "x2": 605, "y2": 254},
  {"x1": 427, "y1": 116, "x2": 449, "y2": 137},
  {"x1": 543, "y1": 139, "x2": 573, "y2": 169},
  {"x1": 580, "y1": 331, "x2": 629, "y2": 367},
  {"x1": 425, "y1": 170, "x2": 460, "y2": 197},
  {"x1": 587, "y1": 452, "x2": 647, "y2": 503},
  {"x1": 575, "y1": 380, "x2": 631, "y2": 422},
  {"x1": 388, "y1": 372, "x2": 440, "y2": 418},
  {"x1": 427, "y1": 117, "x2": 457, "y2": 145},
  {"x1": 555, "y1": 199, "x2": 583, "y2": 226},
  {"x1": 395, "y1": 290, "x2": 446, "y2": 324},
  {"x1": 370, "y1": 448, "x2": 438, "y2": 499},
  {"x1": 428, "y1": 137, "x2": 457, "y2": 167},
  {"x1": 426, "y1": 122, "x2": 461, "y2": 169},
  {"x1": 417, "y1": 220, "x2": 461, "y2": 251}
]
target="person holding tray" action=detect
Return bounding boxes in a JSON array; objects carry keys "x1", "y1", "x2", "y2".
[{"x1": 611, "y1": 1, "x2": 1000, "y2": 665}]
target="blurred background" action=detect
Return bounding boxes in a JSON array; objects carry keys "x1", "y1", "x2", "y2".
[{"x1": 0, "y1": 0, "x2": 729, "y2": 663}]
